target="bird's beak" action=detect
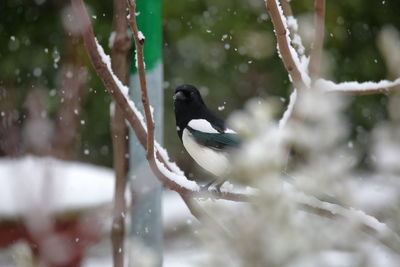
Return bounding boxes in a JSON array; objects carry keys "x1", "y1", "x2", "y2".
[{"x1": 173, "y1": 91, "x2": 186, "y2": 101}]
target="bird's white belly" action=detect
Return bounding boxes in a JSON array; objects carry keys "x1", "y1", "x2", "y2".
[{"x1": 182, "y1": 129, "x2": 229, "y2": 177}]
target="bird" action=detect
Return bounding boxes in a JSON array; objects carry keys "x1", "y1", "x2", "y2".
[{"x1": 173, "y1": 84, "x2": 241, "y2": 189}]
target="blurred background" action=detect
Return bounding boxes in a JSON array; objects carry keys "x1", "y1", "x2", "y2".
[
  {"x1": 1, "y1": 0, "x2": 399, "y2": 175},
  {"x1": 1, "y1": 0, "x2": 400, "y2": 266}
]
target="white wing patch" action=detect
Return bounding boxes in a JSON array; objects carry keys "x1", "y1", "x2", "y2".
[
  {"x1": 182, "y1": 128, "x2": 229, "y2": 177},
  {"x1": 187, "y1": 119, "x2": 237, "y2": 134},
  {"x1": 188, "y1": 119, "x2": 219, "y2": 133},
  {"x1": 224, "y1": 128, "x2": 236, "y2": 134}
]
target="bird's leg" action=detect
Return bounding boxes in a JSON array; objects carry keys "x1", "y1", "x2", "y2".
[
  {"x1": 203, "y1": 179, "x2": 217, "y2": 190},
  {"x1": 215, "y1": 180, "x2": 226, "y2": 193}
]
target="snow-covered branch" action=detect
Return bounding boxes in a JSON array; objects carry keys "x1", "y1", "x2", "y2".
[
  {"x1": 280, "y1": 0, "x2": 307, "y2": 66},
  {"x1": 297, "y1": 191, "x2": 400, "y2": 254},
  {"x1": 279, "y1": 89, "x2": 297, "y2": 130},
  {"x1": 316, "y1": 78, "x2": 400, "y2": 95},
  {"x1": 265, "y1": 0, "x2": 310, "y2": 89}
]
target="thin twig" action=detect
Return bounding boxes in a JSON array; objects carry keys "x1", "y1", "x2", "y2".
[
  {"x1": 308, "y1": 0, "x2": 326, "y2": 80},
  {"x1": 126, "y1": 0, "x2": 155, "y2": 161},
  {"x1": 110, "y1": 0, "x2": 131, "y2": 266},
  {"x1": 265, "y1": 0, "x2": 308, "y2": 89}
]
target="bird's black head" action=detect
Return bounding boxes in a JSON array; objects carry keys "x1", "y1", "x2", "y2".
[
  {"x1": 173, "y1": 85, "x2": 206, "y2": 137},
  {"x1": 173, "y1": 84, "x2": 205, "y2": 107},
  {"x1": 173, "y1": 85, "x2": 207, "y2": 120},
  {"x1": 173, "y1": 84, "x2": 225, "y2": 139}
]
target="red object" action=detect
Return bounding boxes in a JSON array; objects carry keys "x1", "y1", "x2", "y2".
[{"x1": 0, "y1": 215, "x2": 102, "y2": 267}]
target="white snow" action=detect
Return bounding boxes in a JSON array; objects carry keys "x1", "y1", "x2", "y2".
[
  {"x1": 155, "y1": 156, "x2": 200, "y2": 191},
  {"x1": 274, "y1": 0, "x2": 311, "y2": 87},
  {"x1": 294, "y1": 189, "x2": 394, "y2": 238},
  {"x1": 95, "y1": 38, "x2": 147, "y2": 132},
  {"x1": 219, "y1": 182, "x2": 258, "y2": 195},
  {"x1": 286, "y1": 15, "x2": 306, "y2": 58},
  {"x1": 315, "y1": 78, "x2": 400, "y2": 93},
  {"x1": 134, "y1": 49, "x2": 146, "y2": 69},
  {"x1": 95, "y1": 38, "x2": 129, "y2": 96},
  {"x1": 279, "y1": 89, "x2": 297, "y2": 129},
  {"x1": 138, "y1": 31, "x2": 145, "y2": 42},
  {"x1": 97, "y1": 35, "x2": 153, "y2": 132},
  {"x1": 286, "y1": 16, "x2": 298, "y2": 32},
  {"x1": 0, "y1": 156, "x2": 114, "y2": 218},
  {"x1": 154, "y1": 142, "x2": 185, "y2": 176}
]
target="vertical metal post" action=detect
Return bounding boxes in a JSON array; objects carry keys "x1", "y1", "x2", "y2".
[{"x1": 129, "y1": 0, "x2": 163, "y2": 265}]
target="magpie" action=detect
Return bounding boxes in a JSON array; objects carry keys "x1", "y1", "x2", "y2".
[{"x1": 173, "y1": 84, "x2": 241, "y2": 189}]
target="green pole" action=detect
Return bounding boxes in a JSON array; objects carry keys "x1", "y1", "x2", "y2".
[{"x1": 129, "y1": 0, "x2": 163, "y2": 265}]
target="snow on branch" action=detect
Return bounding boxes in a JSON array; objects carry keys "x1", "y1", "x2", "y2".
[
  {"x1": 265, "y1": 0, "x2": 311, "y2": 89},
  {"x1": 316, "y1": 78, "x2": 400, "y2": 95},
  {"x1": 280, "y1": 1, "x2": 308, "y2": 67},
  {"x1": 279, "y1": 89, "x2": 297, "y2": 130},
  {"x1": 297, "y1": 191, "x2": 400, "y2": 254}
]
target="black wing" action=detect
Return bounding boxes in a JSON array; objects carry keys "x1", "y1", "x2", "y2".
[{"x1": 187, "y1": 126, "x2": 241, "y2": 150}]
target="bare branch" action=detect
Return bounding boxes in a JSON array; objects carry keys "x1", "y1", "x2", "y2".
[
  {"x1": 110, "y1": 0, "x2": 131, "y2": 266},
  {"x1": 308, "y1": 0, "x2": 326, "y2": 79},
  {"x1": 265, "y1": 0, "x2": 310, "y2": 89},
  {"x1": 126, "y1": 0, "x2": 154, "y2": 161},
  {"x1": 111, "y1": 110, "x2": 128, "y2": 267}
]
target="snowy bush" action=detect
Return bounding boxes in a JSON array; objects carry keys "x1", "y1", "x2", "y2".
[{"x1": 198, "y1": 88, "x2": 400, "y2": 267}]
